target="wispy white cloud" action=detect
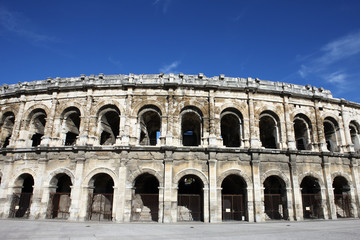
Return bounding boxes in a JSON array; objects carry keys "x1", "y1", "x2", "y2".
[
  {"x1": 108, "y1": 57, "x2": 122, "y2": 69},
  {"x1": 0, "y1": 6, "x2": 55, "y2": 43},
  {"x1": 159, "y1": 60, "x2": 181, "y2": 74},
  {"x1": 153, "y1": 0, "x2": 173, "y2": 14},
  {"x1": 297, "y1": 30, "x2": 360, "y2": 88}
]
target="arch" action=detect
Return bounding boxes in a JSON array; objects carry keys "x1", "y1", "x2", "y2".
[
  {"x1": 323, "y1": 116, "x2": 341, "y2": 152},
  {"x1": 83, "y1": 167, "x2": 118, "y2": 188},
  {"x1": 0, "y1": 111, "x2": 15, "y2": 148},
  {"x1": 25, "y1": 108, "x2": 47, "y2": 147},
  {"x1": 217, "y1": 169, "x2": 252, "y2": 188},
  {"x1": 47, "y1": 168, "x2": 75, "y2": 188},
  {"x1": 263, "y1": 175, "x2": 288, "y2": 220},
  {"x1": 221, "y1": 174, "x2": 248, "y2": 221},
  {"x1": 180, "y1": 106, "x2": 203, "y2": 146},
  {"x1": 22, "y1": 104, "x2": 50, "y2": 121},
  {"x1": 261, "y1": 170, "x2": 291, "y2": 189},
  {"x1": 56, "y1": 102, "x2": 85, "y2": 119},
  {"x1": 332, "y1": 175, "x2": 352, "y2": 218},
  {"x1": 174, "y1": 100, "x2": 208, "y2": 118},
  {"x1": 331, "y1": 172, "x2": 353, "y2": 186},
  {"x1": 12, "y1": 168, "x2": 37, "y2": 187},
  {"x1": 132, "y1": 101, "x2": 165, "y2": 118},
  {"x1": 48, "y1": 172, "x2": 73, "y2": 219},
  {"x1": 11, "y1": 173, "x2": 35, "y2": 218},
  {"x1": 174, "y1": 168, "x2": 209, "y2": 186},
  {"x1": 259, "y1": 110, "x2": 281, "y2": 149},
  {"x1": 137, "y1": 105, "x2": 162, "y2": 146},
  {"x1": 298, "y1": 172, "x2": 325, "y2": 187},
  {"x1": 97, "y1": 104, "x2": 121, "y2": 145},
  {"x1": 220, "y1": 108, "x2": 243, "y2": 147},
  {"x1": 349, "y1": 120, "x2": 360, "y2": 153},
  {"x1": 300, "y1": 174, "x2": 323, "y2": 219},
  {"x1": 61, "y1": 107, "x2": 81, "y2": 146},
  {"x1": 293, "y1": 113, "x2": 313, "y2": 150},
  {"x1": 128, "y1": 168, "x2": 163, "y2": 188},
  {"x1": 91, "y1": 100, "x2": 124, "y2": 116},
  {"x1": 131, "y1": 172, "x2": 160, "y2": 222}
]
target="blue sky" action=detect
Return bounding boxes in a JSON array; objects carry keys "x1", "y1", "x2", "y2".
[{"x1": 1, "y1": 0, "x2": 360, "y2": 102}]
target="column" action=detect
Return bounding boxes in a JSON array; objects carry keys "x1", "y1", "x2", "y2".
[
  {"x1": 208, "y1": 90, "x2": 217, "y2": 146},
  {"x1": 283, "y1": 95, "x2": 296, "y2": 150},
  {"x1": 208, "y1": 152, "x2": 218, "y2": 222},
  {"x1": 41, "y1": 92, "x2": 58, "y2": 146},
  {"x1": 163, "y1": 150, "x2": 175, "y2": 222},
  {"x1": 341, "y1": 103, "x2": 354, "y2": 152},
  {"x1": 248, "y1": 92, "x2": 261, "y2": 148},
  {"x1": 314, "y1": 99, "x2": 327, "y2": 151},
  {"x1": 289, "y1": 154, "x2": 303, "y2": 220},
  {"x1": 11, "y1": 95, "x2": 26, "y2": 147},
  {"x1": 350, "y1": 157, "x2": 360, "y2": 217},
  {"x1": 251, "y1": 153, "x2": 263, "y2": 222},
  {"x1": 114, "y1": 151, "x2": 127, "y2": 222},
  {"x1": 29, "y1": 155, "x2": 47, "y2": 219},
  {"x1": 322, "y1": 155, "x2": 336, "y2": 219},
  {"x1": 0, "y1": 158, "x2": 14, "y2": 218},
  {"x1": 69, "y1": 157, "x2": 85, "y2": 221}
]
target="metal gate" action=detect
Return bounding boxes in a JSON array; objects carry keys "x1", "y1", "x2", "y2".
[
  {"x1": 334, "y1": 194, "x2": 351, "y2": 218},
  {"x1": 222, "y1": 194, "x2": 245, "y2": 221},
  {"x1": 264, "y1": 194, "x2": 284, "y2": 220},
  {"x1": 178, "y1": 194, "x2": 202, "y2": 221},
  {"x1": 49, "y1": 193, "x2": 71, "y2": 219},
  {"x1": 302, "y1": 193, "x2": 322, "y2": 219},
  {"x1": 88, "y1": 193, "x2": 113, "y2": 221},
  {"x1": 9, "y1": 193, "x2": 33, "y2": 218}
]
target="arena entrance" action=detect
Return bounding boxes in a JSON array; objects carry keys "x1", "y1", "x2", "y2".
[
  {"x1": 131, "y1": 173, "x2": 159, "y2": 222},
  {"x1": 88, "y1": 173, "x2": 114, "y2": 221},
  {"x1": 177, "y1": 175, "x2": 203, "y2": 222},
  {"x1": 263, "y1": 176, "x2": 288, "y2": 220},
  {"x1": 301, "y1": 176, "x2": 322, "y2": 219},
  {"x1": 48, "y1": 174, "x2": 72, "y2": 219},
  {"x1": 10, "y1": 174, "x2": 34, "y2": 218},
  {"x1": 333, "y1": 176, "x2": 351, "y2": 218},
  {"x1": 221, "y1": 174, "x2": 247, "y2": 221}
]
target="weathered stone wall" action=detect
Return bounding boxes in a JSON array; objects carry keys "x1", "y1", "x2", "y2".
[{"x1": 0, "y1": 73, "x2": 359, "y2": 223}]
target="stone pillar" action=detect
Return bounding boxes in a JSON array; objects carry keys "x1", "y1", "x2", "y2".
[
  {"x1": 166, "y1": 89, "x2": 174, "y2": 146},
  {"x1": 41, "y1": 92, "x2": 58, "y2": 146},
  {"x1": 320, "y1": 186, "x2": 329, "y2": 220},
  {"x1": 341, "y1": 103, "x2": 354, "y2": 152},
  {"x1": 247, "y1": 186, "x2": 255, "y2": 222},
  {"x1": 248, "y1": 93, "x2": 261, "y2": 148},
  {"x1": 69, "y1": 157, "x2": 85, "y2": 221},
  {"x1": 29, "y1": 156, "x2": 47, "y2": 219},
  {"x1": 11, "y1": 95, "x2": 26, "y2": 147},
  {"x1": 289, "y1": 154, "x2": 303, "y2": 220},
  {"x1": 350, "y1": 157, "x2": 360, "y2": 217},
  {"x1": 208, "y1": 90, "x2": 217, "y2": 146},
  {"x1": 114, "y1": 152, "x2": 127, "y2": 222},
  {"x1": 121, "y1": 88, "x2": 133, "y2": 145},
  {"x1": 0, "y1": 158, "x2": 14, "y2": 218},
  {"x1": 251, "y1": 153, "x2": 263, "y2": 222},
  {"x1": 163, "y1": 150, "x2": 175, "y2": 222},
  {"x1": 285, "y1": 187, "x2": 294, "y2": 221},
  {"x1": 208, "y1": 154, "x2": 218, "y2": 222},
  {"x1": 314, "y1": 99, "x2": 327, "y2": 151},
  {"x1": 322, "y1": 155, "x2": 337, "y2": 219},
  {"x1": 283, "y1": 95, "x2": 296, "y2": 150}
]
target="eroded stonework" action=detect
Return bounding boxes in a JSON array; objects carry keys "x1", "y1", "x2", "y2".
[{"x1": 0, "y1": 73, "x2": 359, "y2": 222}]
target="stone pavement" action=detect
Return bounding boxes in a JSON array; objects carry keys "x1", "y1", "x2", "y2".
[{"x1": 0, "y1": 219, "x2": 359, "y2": 240}]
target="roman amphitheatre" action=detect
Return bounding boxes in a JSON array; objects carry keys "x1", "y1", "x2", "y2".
[{"x1": 0, "y1": 73, "x2": 359, "y2": 223}]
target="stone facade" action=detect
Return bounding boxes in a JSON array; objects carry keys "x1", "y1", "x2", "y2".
[{"x1": 0, "y1": 73, "x2": 359, "y2": 222}]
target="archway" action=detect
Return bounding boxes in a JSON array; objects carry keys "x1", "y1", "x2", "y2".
[
  {"x1": 220, "y1": 108, "x2": 243, "y2": 147},
  {"x1": 221, "y1": 174, "x2": 247, "y2": 221},
  {"x1": 11, "y1": 174, "x2": 34, "y2": 218},
  {"x1": 263, "y1": 176, "x2": 288, "y2": 220},
  {"x1": 131, "y1": 173, "x2": 159, "y2": 221},
  {"x1": 300, "y1": 176, "x2": 323, "y2": 219},
  {"x1": 88, "y1": 173, "x2": 114, "y2": 221},
  {"x1": 259, "y1": 111, "x2": 280, "y2": 149},
  {"x1": 177, "y1": 174, "x2": 203, "y2": 221},
  {"x1": 333, "y1": 176, "x2": 351, "y2": 218},
  {"x1": 48, "y1": 174, "x2": 72, "y2": 219}
]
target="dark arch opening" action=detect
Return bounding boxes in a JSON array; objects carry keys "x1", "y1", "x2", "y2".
[
  {"x1": 263, "y1": 176, "x2": 288, "y2": 220},
  {"x1": 63, "y1": 108, "x2": 81, "y2": 146},
  {"x1": 324, "y1": 117, "x2": 339, "y2": 152},
  {"x1": 259, "y1": 112, "x2": 278, "y2": 149},
  {"x1": 139, "y1": 106, "x2": 161, "y2": 146},
  {"x1": 221, "y1": 174, "x2": 247, "y2": 221},
  {"x1": 99, "y1": 106, "x2": 120, "y2": 145},
  {"x1": 88, "y1": 173, "x2": 114, "y2": 221},
  {"x1": 49, "y1": 174, "x2": 72, "y2": 219},
  {"x1": 333, "y1": 176, "x2": 351, "y2": 218},
  {"x1": 300, "y1": 176, "x2": 322, "y2": 219},
  {"x1": 29, "y1": 110, "x2": 47, "y2": 147},
  {"x1": 221, "y1": 110, "x2": 242, "y2": 147},
  {"x1": 132, "y1": 173, "x2": 159, "y2": 221},
  {"x1": 178, "y1": 174, "x2": 204, "y2": 221},
  {"x1": 12, "y1": 174, "x2": 34, "y2": 218},
  {"x1": 0, "y1": 112, "x2": 15, "y2": 148}
]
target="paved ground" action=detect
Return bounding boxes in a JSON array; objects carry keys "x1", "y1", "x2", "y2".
[{"x1": 0, "y1": 219, "x2": 359, "y2": 240}]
